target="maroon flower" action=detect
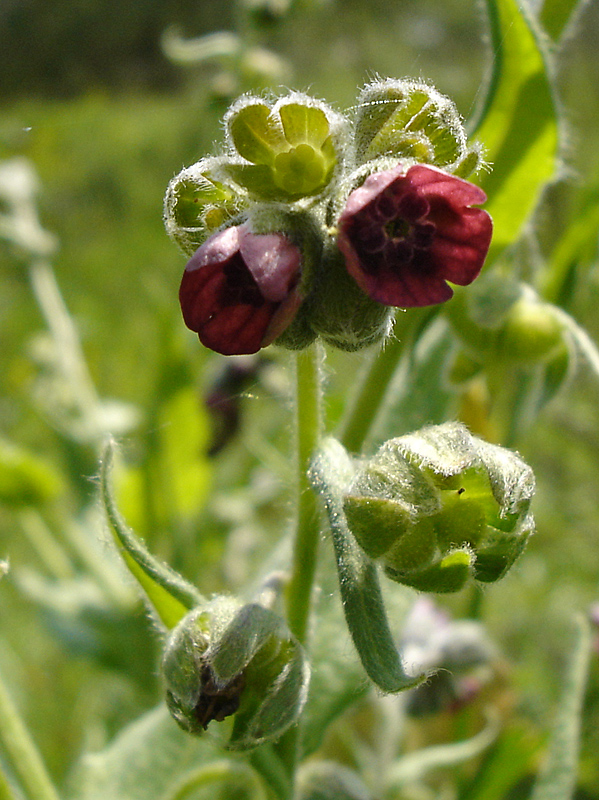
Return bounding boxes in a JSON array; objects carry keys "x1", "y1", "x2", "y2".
[
  {"x1": 180, "y1": 223, "x2": 303, "y2": 355},
  {"x1": 337, "y1": 164, "x2": 493, "y2": 307}
]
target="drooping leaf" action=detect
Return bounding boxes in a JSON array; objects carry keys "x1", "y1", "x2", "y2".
[
  {"x1": 309, "y1": 438, "x2": 424, "y2": 694},
  {"x1": 100, "y1": 439, "x2": 204, "y2": 630},
  {"x1": 472, "y1": 0, "x2": 559, "y2": 262}
]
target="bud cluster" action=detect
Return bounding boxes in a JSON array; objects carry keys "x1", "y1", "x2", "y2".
[
  {"x1": 165, "y1": 80, "x2": 493, "y2": 355},
  {"x1": 342, "y1": 423, "x2": 535, "y2": 593}
]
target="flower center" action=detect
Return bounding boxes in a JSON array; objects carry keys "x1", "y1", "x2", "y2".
[
  {"x1": 355, "y1": 186, "x2": 436, "y2": 270},
  {"x1": 222, "y1": 253, "x2": 264, "y2": 307}
]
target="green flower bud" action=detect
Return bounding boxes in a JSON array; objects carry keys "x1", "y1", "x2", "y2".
[
  {"x1": 223, "y1": 93, "x2": 349, "y2": 201},
  {"x1": 162, "y1": 597, "x2": 310, "y2": 749},
  {"x1": 496, "y1": 293, "x2": 564, "y2": 364},
  {"x1": 343, "y1": 423, "x2": 535, "y2": 592},
  {"x1": 352, "y1": 78, "x2": 480, "y2": 173},
  {"x1": 448, "y1": 278, "x2": 569, "y2": 369},
  {"x1": 164, "y1": 157, "x2": 245, "y2": 256}
]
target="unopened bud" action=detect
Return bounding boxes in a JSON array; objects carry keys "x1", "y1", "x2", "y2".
[
  {"x1": 343, "y1": 423, "x2": 535, "y2": 592},
  {"x1": 353, "y1": 79, "x2": 476, "y2": 173},
  {"x1": 162, "y1": 597, "x2": 310, "y2": 748}
]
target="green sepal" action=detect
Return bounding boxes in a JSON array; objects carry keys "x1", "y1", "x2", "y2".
[
  {"x1": 343, "y1": 495, "x2": 412, "y2": 559},
  {"x1": 353, "y1": 79, "x2": 469, "y2": 171},
  {"x1": 474, "y1": 517, "x2": 534, "y2": 582},
  {"x1": 162, "y1": 601, "x2": 310, "y2": 749},
  {"x1": 100, "y1": 439, "x2": 204, "y2": 630},
  {"x1": 164, "y1": 157, "x2": 246, "y2": 256},
  {"x1": 279, "y1": 103, "x2": 331, "y2": 147},
  {"x1": 229, "y1": 102, "x2": 287, "y2": 164},
  {"x1": 309, "y1": 437, "x2": 425, "y2": 693},
  {"x1": 385, "y1": 548, "x2": 473, "y2": 594}
]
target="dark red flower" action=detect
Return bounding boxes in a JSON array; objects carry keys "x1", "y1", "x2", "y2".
[
  {"x1": 180, "y1": 223, "x2": 303, "y2": 355},
  {"x1": 337, "y1": 164, "x2": 492, "y2": 307}
]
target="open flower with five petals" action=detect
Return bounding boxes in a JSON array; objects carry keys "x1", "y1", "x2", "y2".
[{"x1": 337, "y1": 164, "x2": 492, "y2": 308}]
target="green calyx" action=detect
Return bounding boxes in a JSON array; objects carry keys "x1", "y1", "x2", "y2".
[
  {"x1": 352, "y1": 78, "x2": 483, "y2": 176},
  {"x1": 164, "y1": 157, "x2": 245, "y2": 255},
  {"x1": 224, "y1": 94, "x2": 345, "y2": 200},
  {"x1": 342, "y1": 423, "x2": 535, "y2": 593},
  {"x1": 162, "y1": 600, "x2": 310, "y2": 749}
]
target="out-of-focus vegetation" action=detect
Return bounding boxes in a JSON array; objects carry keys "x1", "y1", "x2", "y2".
[{"x1": 1, "y1": 0, "x2": 599, "y2": 796}]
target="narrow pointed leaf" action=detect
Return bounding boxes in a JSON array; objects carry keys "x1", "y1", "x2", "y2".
[
  {"x1": 100, "y1": 439, "x2": 204, "y2": 629},
  {"x1": 309, "y1": 438, "x2": 424, "y2": 693},
  {"x1": 472, "y1": 0, "x2": 559, "y2": 262}
]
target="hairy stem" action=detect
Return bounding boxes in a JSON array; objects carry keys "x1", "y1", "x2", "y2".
[
  {"x1": 285, "y1": 342, "x2": 323, "y2": 644},
  {"x1": 277, "y1": 343, "x2": 323, "y2": 784}
]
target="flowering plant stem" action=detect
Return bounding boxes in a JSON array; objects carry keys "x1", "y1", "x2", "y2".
[
  {"x1": 285, "y1": 342, "x2": 324, "y2": 646},
  {"x1": 277, "y1": 342, "x2": 323, "y2": 781},
  {"x1": 0, "y1": 668, "x2": 60, "y2": 800}
]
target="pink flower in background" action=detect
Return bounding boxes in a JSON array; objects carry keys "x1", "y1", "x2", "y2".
[
  {"x1": 337, "y1": 164, "x2": 492, "y2": 307},
  {"x1": 180, "y1": 223, "x2": 303, "y2": 355}
]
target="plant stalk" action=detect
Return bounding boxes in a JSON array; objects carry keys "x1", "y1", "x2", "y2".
[
  {"x1": 0, "y1": 669, "x2": 61, "y2": 800},
  {"x1": 285, "y1": 342, "x2": 323, "y2": 645},
  {"x1": 277, "y1": 343, "x2": 323, "y2": 785}
]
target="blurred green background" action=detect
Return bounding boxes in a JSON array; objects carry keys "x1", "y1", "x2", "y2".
[{"x1": 1, "y1": 0, "x2": 599, "y2": 793}]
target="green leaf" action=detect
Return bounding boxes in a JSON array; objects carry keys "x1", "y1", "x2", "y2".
[
  {"x1": 530, "y1": 615, "x2": 593, "y2": 800},
  {"x1": 67, "y1": 704, "x2": 218, "y2": 800},
  {"x1": 100, "y1": 439, "x2": 204, "y2": 630},
  {"x1": 539, "y1": 0, "x2": 590, "y2": 42},
  {"x1": 0, "y1": 438, "x2": 64, "y2": 508},
  {"x1": 472, "y1": 0, "x2": 559, "y2": 262},
  {"x1": 309, "y1": 438, "x2": 424, "y2": 694},
  {"x1": 229, "y1": 103, "x2": 287, "y2": 165},
  {"x1": 158, "y1": 387, "x2": 212, "y2": 518}
]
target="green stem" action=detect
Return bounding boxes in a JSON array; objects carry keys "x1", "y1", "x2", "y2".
[
  {"x1": 0, "y1": 765, "x2": 19, "y2": 800},
  {"x1": 339, "y1": 309, "x2": 434, "y2": 453},
  {"x1": 285, "y1": 343, "x2": 323, "y2": 644},
  {"x1": 0, "y1": 669, "x2": 61, "y2": 800},
  {"x1": 277, "y1": 343, "x2": 323, "y2": 786}
]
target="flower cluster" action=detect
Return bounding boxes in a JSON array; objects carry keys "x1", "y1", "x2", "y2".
[{"x1": 165, "y1": 81, "x2": 493, "y2": 355}]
